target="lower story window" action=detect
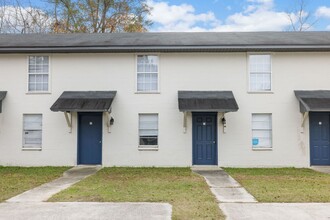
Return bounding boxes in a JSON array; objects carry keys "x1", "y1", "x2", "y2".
[
  {"x1": 23, "y1": 114, "x2": 42, "y2": 149},
  {"x1": 139, "y1": 114, "x2": 158, "y2": 146},
  {"x1": 252, "y1": 113, "x2": 272, "y2": 149}
]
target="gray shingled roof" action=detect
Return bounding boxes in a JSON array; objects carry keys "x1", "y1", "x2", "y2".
[
  {"x1": 0, "y1": 91, "x2": 7, "y2": 113},
  {"x1": 1, "y1": 32, "x2": 330, "y2": 53},
  {"x1": 295, "y1": 90, "x2": 330, "y2": 113},
  {"x1": 50, "y1": 91, "x2": 117, "y2": 112},
  {"x1": 178, "y1": 91, "x2": 239, "y2": 112}
]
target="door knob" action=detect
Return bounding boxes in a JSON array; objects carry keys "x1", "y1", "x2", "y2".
[
  {"x1": 99, "y1": 141, "x2": 102, "y2": 144},
  {"x1": 213, "y1": 141, "x2": 216, "y2": 144}
]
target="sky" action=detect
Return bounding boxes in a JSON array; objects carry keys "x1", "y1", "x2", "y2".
[
  {"x1": 145, "y1": 0, "x2": 330, "y2": 32},
  {"x1": 24, "y1": 0, "x2": 330, "y2": 32}
]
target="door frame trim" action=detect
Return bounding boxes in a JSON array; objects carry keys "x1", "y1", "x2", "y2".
[
  {"x1": 192, "y1": 112, "x2": 218, "y2": 165},
  {"x1": 77, "y1": 112, "x2": 103, "y2": 165},
  {"x1": 309, "y1": 111, "x2": 330, "y2": 166}
]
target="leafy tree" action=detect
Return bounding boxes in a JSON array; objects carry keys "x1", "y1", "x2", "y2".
[
  {"x1": 0, "y1": 0, "x2": 151, "y2": 33},
  {"x1": 50, "y1": 0, "x2": 152, "y2": 33}
]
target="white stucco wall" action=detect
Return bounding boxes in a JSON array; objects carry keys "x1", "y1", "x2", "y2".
[{"x1": 0, "y1": 52, "x2": 329, "y2": 167}]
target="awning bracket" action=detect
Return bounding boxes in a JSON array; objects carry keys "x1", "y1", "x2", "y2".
[
  {"x1": 64, "y1": 112, "x2": 72, "y2": 133},
  {"x1": 300, "y1": 112, "x2": 309, "y2": 133},
  {"x1": 105, "y1": 111, "x2": 112, "y2": 133},
  {"x1": 183, "y1": 112, "x2": 187, "y2": 133}
]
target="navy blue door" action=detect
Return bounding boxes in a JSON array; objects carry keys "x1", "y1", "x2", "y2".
[
  {"x1": 78, "y1": 113, "x2": 102, "y2": 165},
  {"x1": 193, "y1": 113, "x2": 217, "y2": 165},
  {"x1": 310, "y1": 112, "x2": 330, "y2": 165}
]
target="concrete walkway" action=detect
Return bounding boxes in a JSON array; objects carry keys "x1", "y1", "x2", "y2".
[
  {"x1": 4, "y1": 166, "x2": 172, "y2": 220},
  {"x1": 0, "y1": 202, "x2": 172, "y2": 220},
  {"x1": 7, "y1": 165, "x2": 101, "y2": 202},
  {"x1": 194, "y1": 167, "x2": 330, "y2": 220},
  {"x1": 193, "y1": 167, "x2": 257, "y2": 203},
  {"x1": 220, "y1": 203, "x2": 330, "y2": 220}
]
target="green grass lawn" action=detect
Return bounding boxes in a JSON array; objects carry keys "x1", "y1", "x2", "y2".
[
  {"x1": 0, "y1": 166, "x2": 69, "y2": 202},
  {"x1": 49, "y1": 167, "x2": 224, "y2": 220},
  {"x1": 225, "y1": 168, "x2": 330, "y2": 203}
]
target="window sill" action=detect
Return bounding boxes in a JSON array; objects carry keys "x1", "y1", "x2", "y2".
[
  {"x1": 135, "y1": 91, "x2": 160, "y2": 94},
  {"x1": 252, "y1": 147, "x2": 272, "y2": 151},
  {"x1": 22, "y1": 147, "x2": 42, "y2": 151},
  {"x1": 247, "y1": 91, "x2": 273, "y2": 94},
  {"x1": 26, "y1": 92, "x2": 51, "y2": 95},
  {"x1": 138, "y1": 146, "x2": 159, "y2": 151}
]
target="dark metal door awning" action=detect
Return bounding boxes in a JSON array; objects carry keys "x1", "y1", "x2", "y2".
[
  {"x1": 50, "y1": 91, "x2": 117, "y2": 133},
  {"x1": 294, "y1": 90, "x2": 330, "y2": 113},
  {"x1": 50, "y1": 91, "x2": 117, "y2": 112},
  {"x1": 0, "y1": 91, "x2": 7, "y2": 113},
  {"x1": 178, "y1": 91, "x2": 239, "y2": 112}
]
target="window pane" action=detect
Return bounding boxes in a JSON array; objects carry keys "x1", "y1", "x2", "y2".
[
  {"x1": 36, "y1": 83, "x2": 43, "y2": 91},
  {"x1": 250, "y1": 55, "x2": 271, "y2": 72},
  {"x1": 137, "y1": 63, "x2": 145, "y2": 72},
  {"x1": 137, "y1": 55, "x2": 145, "y2": 64},
  {"x1": 252, "y1": 114, "x2": 272, "y2": 129},
  {"x1": 137, "y1": 73, "x2": 157, "y2": 92},
  {"x1": 29, "y1": 56, "x2": 36, "y2": 65},
  {"x1": 28, "y1": 74, "x2": 48, "y2": 92},
  {"x1": 43, "y1": 82, "x2": 49, "y2": 91},
  {"x1": 137, "y1": 83, "x2": 144, "y2": 91},
  {"x1": 24, "y1": 114, "x2": 42, "y2": 130},
  {"x1": 139, "y1": 129, "x2": 158, "y2": 136},
  {"x1": 24, "y1": 130, "x2": 42, "y2": 146},
  {"x1": 35, "y1": 75, "x2": 42, "y2": 83},
  {"x1": 139, "y1": 116, "x2": 158, "y2": 130},
  {"x1": 139, "y1": 137, "x2": 158, "y2": 145},
  {"x1": 137, "y1": 73, "x2": 145, "y2": 91},
  {"x1": 28, "y1": 83, "x2": 35, "y2": 91},
  {"x1": 252, "y1": 131, "x2": 272, "y2": 148},
  {"x1": 262, "y1": 73, "x2": 271, "y2": 90}
]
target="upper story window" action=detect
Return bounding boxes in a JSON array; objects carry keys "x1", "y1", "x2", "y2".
[
  {"x1": 249, "y1": 54, "x2": 271, "y2": 92},
  {"x1": 28, "y1": 56, "x2": 49, "y2": 92},
  {"x1": 137, "y1": 55, "x2": 159, "y2": 92}
]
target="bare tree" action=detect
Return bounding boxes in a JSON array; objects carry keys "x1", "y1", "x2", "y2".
[
  {"x1": 49, "y1": 0, "x2": 152, "y2": 33},
  {"x1": 0, "y1": 1, "x2": 5, "y2": 32},
  {"x1": 287, "y1": 0, "x2": 318, "y2": 31},
  {"x1": 0, "y1": 0, "x2": 52, "y2": 33}
]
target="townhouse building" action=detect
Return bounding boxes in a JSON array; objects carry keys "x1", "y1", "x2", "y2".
[{"x1": 0, "y1": 32, "x2": 329, "y2": 167}]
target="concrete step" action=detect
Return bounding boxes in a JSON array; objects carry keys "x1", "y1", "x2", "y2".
[{"x1": 310, "y1": 166, "x2": 330, "y2": 174}]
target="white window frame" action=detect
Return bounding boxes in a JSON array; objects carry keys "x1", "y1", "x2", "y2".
[
  {"x1": 138, "y1": 113, "x2": 159, "y2": 151},
  {"x1": 135, "y1": 54, "x2": 160, "y2": 93},
  {"x1": 27, "y1": 55, "x2": 51, "y2": 93},
  {"x1": 251, "y1": 113, "x2": 272, "y2": 150},
  {"x1": 22, "y1": 114, "x2": 42, "y2": 150},
  {"x1": 248, "y1": 54, "x2": 272, "y2": 93}
]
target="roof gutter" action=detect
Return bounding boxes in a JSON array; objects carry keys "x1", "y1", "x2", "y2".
[{"x1": 1, "y1": 45, "x2": 330, "y2": 53}]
